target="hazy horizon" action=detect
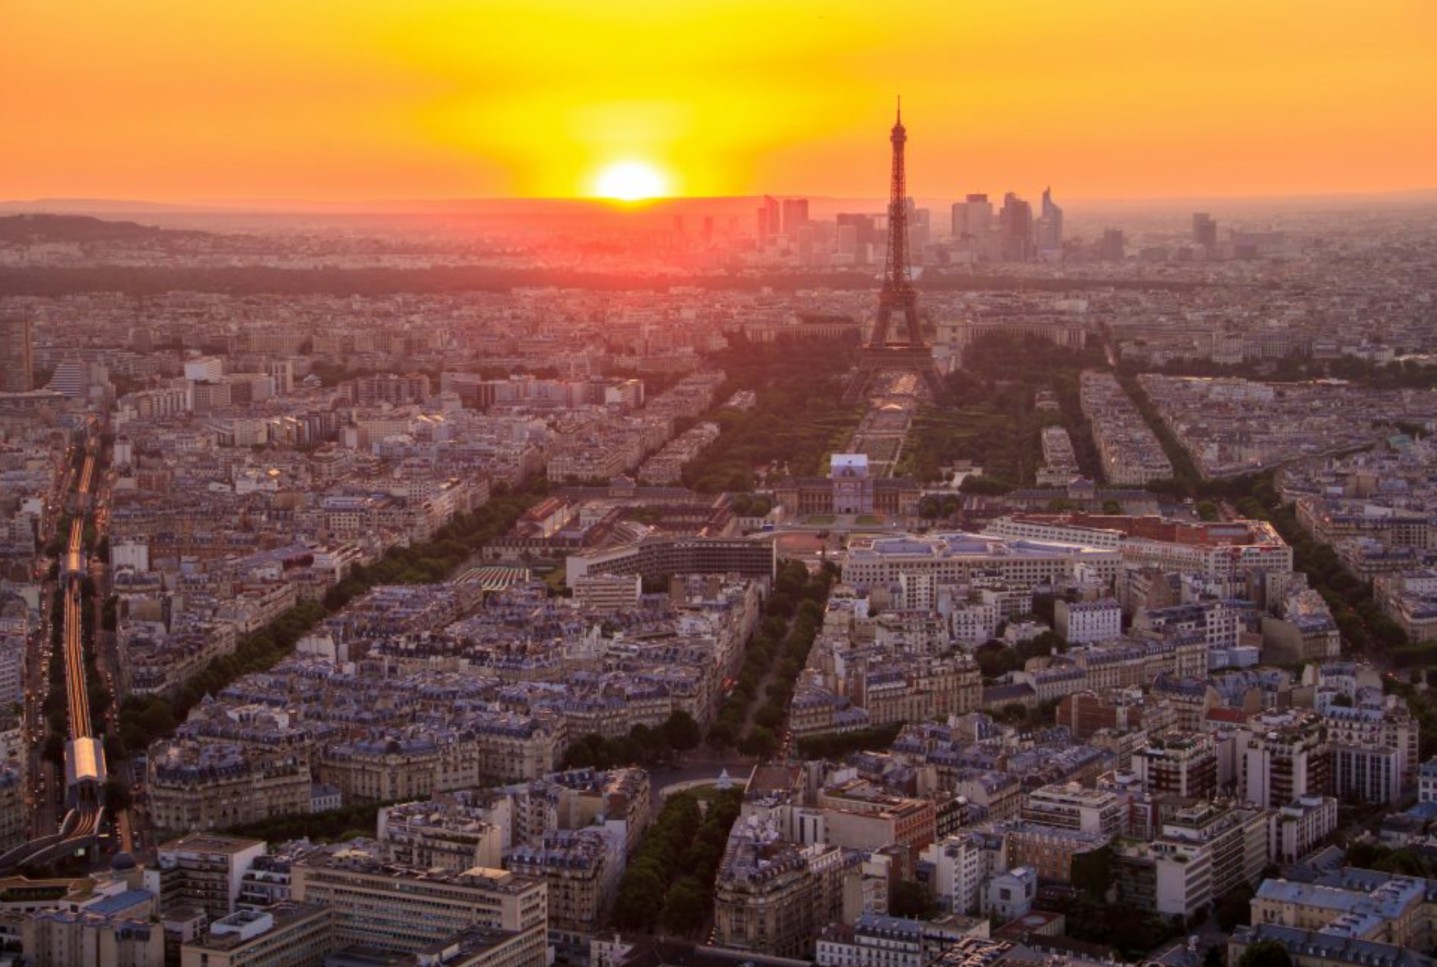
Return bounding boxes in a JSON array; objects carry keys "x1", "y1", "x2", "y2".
[
  {"x1": 6, "y1": 182, "x2": 1437, "y2": 218},
  {"x1": 8, "y1": 2, "x2": 1437, "y2": 204}
]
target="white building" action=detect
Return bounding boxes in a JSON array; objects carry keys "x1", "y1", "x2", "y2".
[
  {"x1": 984, "y1": 867, "x2": 1036, "y2": 923},
  {"x1": 842, "y1": 533, "x2": 1121, "y2": 591},
  {"x1": 920, "y1": 833, "x2": 990, "y2": 915},
  {"x1": 183, "y1": 356, "x2": 225, "y2": 382},
  {"x1": 1021, "y1": 783, "x2": 1123, "y2": 838},
  {"x1": 0, "y1": 637, "x2": 21, "y2": 707},
  {"x1": 1152, "y1": 838, "x2": 1214, "y2": 920},
  {"x1": 110, "y1": 537, "x2": 150, "y2": 572},
  {"x1": 1277, "y1": 795, "x2": 1338, "y2": 863},
  {"x1": 1420, "y1": 758, "x2": 1437, "y2": 804},
  {"x1": 984, "y1": 515, "x2": 1124, "y2": 550},
  {"x1": 1055, "y1": 598, "x2": 1122, "y2": 644}
]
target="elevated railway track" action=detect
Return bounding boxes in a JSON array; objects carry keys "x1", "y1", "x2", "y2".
[{"x1": 1, "y1": 436, "x2": 107, "y2": 872}]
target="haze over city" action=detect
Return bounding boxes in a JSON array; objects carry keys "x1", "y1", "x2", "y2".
[{"x1": 5, "y1": 5, "x2": 1437, "y2": 967}]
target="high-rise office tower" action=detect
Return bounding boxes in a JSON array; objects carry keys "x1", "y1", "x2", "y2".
[
  {"x1": 907, "y1": 199, "x2": 931, "y2": 255},
  {"x1": 1097, "y1": 227, "x2": 1126, "y2": 261},
  {"x1": 1036, "y1": 187, "x2": 1064, "y2": 259},
  {"x1": 951, "y1": 193, "x2": 993, "y2": 258},
  {"x1": 756, "y1": 195, "x2": 780, "y2": 245},
  {"x1": 836, "y1": 212, "x2": 879, "y2": 261},
  {"x1": 998, "y1": 192, "x2": 1034, "y2": 261},
  {"x1": 796, "y1": 226, "x2": 815, "y2": 265},
  {"x1": 781, "y1": 198, "x2": 809, "y2": 234},
  {"x1": 0, "y1": 316, "x2": 34, "y2": 393},
  {"x1": 1192, "y1": 212, "x2": 1218, "y2": 250}
]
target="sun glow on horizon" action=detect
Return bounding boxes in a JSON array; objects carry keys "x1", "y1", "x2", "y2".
[
  {"x1": 591, "y1": 161, "x2": 670, "y2": 202},
  {"x1": 5, "y1": 3, "x2": 1437, "y2": 202}
]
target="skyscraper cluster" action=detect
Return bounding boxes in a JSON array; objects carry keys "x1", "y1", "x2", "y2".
[
  {"x1": 756, "y1": 195, "x2": 809, "y2": 247},
  {"x1": 952, "y1": 187, "x2": 1063, "y2": 263}
]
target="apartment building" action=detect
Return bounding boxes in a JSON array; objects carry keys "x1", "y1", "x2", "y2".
[
  {"x1": 713, "y1": 817, "x2": 860, "y2": 960},
  {"x1": 377, "y1": 800, "x2": 505, "y2": 871},
  {"x1": 1241, "y1": 716, "x2": 1330, "y2": 809},
  {"x1": 1130, "y1": 731, "x2": 1219, "y2": 799},
  {"x1": 504, "y1": 828, "x2": 622, "y2": 955},
  {"x1": 1277, "y1": 795, "x2": 1339, "y2": 863},
  {"x1": 21, "y1": 910, "x2": 164, "y2": 967},
  {"x1": 147, "y1": 744, "x2": 311, "y2": 835},
  {"x1": 1055, "y1": 598, "x2": 1122, "y2": 644},
  {"x1": 146, "y1": 834, "x2": 267, "y2": 923}
]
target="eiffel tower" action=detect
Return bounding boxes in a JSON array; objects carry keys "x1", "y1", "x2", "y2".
[{"x1": 844, "y1": 100, "x2": 946, "y2": 404}]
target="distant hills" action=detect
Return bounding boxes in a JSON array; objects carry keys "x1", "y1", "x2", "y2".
[{"x1": 0, "y1": 213, "x2": 209, "y2": 243}]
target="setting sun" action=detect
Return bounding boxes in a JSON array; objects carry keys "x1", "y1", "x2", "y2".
[
  {"x1": 592, "y1": 161, "x2": 669, "y2": 202},
  {"x1": 4, "y1": 2, "x2": 1436, "y2": 201}
]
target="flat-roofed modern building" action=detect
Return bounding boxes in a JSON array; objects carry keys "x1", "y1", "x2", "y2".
[
  {"x1": 289, "y1": 841, "x2": 546, "y2": 960},
  {"x1": 1020, "y1": 783, "x2": 1123, "y2": 838},
  {"x1": 566, "y1": 536, "x2": 775, "y2": 585},
  {"x1": 179, "y1": 903, "x2": 333, "y2": 967},
  {"x1": 841, "y1": 533, "x2": 1121, "y2": 590}
]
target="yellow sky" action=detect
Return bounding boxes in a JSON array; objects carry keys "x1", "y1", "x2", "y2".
[{"x1": 5, "y1": 0, "x2": 1435, "y2": 203}]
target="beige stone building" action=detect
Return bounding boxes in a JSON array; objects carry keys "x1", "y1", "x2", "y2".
[
  {"x1": 147, "y1": 744, "x2": 311, "y2": 835},
  {"x1": 22, "y1": 910, "x2": 164, "y2": 967}
]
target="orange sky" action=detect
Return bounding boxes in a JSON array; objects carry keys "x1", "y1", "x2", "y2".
[{"x1": 5, "y1": 0, "x2": 1436, "y2": 204}]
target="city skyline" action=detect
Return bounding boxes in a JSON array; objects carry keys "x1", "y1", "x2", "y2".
[
  {"x1": 5, "y1": 0, "x2": 1437, "y2": 205},
  {"x1": 4, "y1": 2, "x2": 1437, "y2": 962}
]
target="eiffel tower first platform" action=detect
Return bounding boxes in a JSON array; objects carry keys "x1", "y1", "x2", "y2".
[{"x1": 843, "y1": 102, "x2": 947, "y2": 405}]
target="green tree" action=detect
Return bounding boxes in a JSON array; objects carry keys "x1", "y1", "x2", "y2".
[
  {"x1": 659, "y1": 876, "x2": 707, "y2": 934},
  {"x1": 611, "y1": 867, "x2": 665, "y2": 931},
  {"x1": 754, "y1": 703, "x2": 785, "y2": 730},
  {"x1": 1345, "y1": 840, "x2": 1384, "y2": 869},
  {"x1": 1373, "y1": 848, "x2": 1425, "y2": 877},
  {"x1": 1215, "y1": 884, "x2": 1254, "y2": 932},
  {"x1": 1238, "y1": 940, "x2": 1293, "y2": 967},
  {"x1": 738, "y1": 727, "x2": 778, "y2": 758},
  {"x1": 1017, "y1": 630, "x2": 1066, "y2": 663},
  {"x1": 662, "y1": 710, "x2": 702, "y2": 752},
  {"x1": 975, "y1": 641, "x2": 1020, "y2": 678}
]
